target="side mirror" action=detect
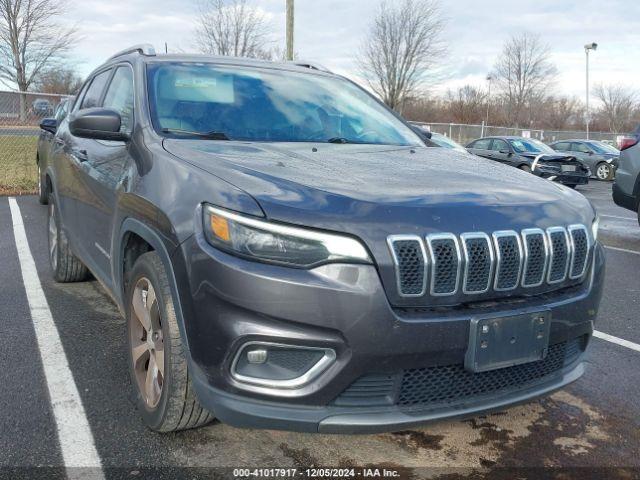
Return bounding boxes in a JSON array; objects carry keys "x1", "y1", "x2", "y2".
[
  {"x1": 410, "y1": 125, "x2": 432, "y2": 141},
  {"x1": 499, "y1": 149, "x2": 509, "y2": 154},
  {"x1": 69, "y1": 108, "x2": 129, "y2": 141},
  {"x1": 39, "y1": 117, "x2": 57, "y2": 134}
]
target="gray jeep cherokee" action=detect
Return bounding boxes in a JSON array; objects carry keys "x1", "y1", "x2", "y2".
[{"x1": 39, "y1": 45, "x2": 604, "y2": 433}]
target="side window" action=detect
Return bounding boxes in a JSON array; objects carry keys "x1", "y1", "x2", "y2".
[
  {"x1": 554, "y1": 142, "x2": 570, "y2": 151},
  {"x1": 471, "y1": 138, "x2": 492, "y2": 150},
  {"x1": 490, "y1": 139, "x2": 509, "y2": 151},
  {"x1": 81, "y1": 69, "x2": 112, "y2": 109},
  {"x1": 103, "y1": 66, "x2": 135, "y2": 134},
  {"x1": 73, "y1": 81, "x2": 92, "y2": 112},
  {"x1": 572, "y1": 142, "x2": 591, "y2": 153},
  {"x1": 54, "y1": 99, "x2": 70, "y2": 123}
]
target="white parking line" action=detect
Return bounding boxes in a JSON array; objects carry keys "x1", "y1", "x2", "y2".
[
  {"x1": 593, "y1": 330, "x2": 640, "y2": 353},
  {"x1": 604, "y1": 245, "x2": 640, "y2": 256},
  {"x1": 8, "y1": 198, "x2": 104, "y2": 480},
  {"x1": 601, "y1": 214, "x2": 637, "y2": 221}
]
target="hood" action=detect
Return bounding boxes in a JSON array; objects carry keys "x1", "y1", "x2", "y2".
[{"x1": 163, "y1": 140, "x2": 595, "y2": 235}]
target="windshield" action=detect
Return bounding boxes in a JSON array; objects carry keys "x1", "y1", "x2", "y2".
[
  {"x1": 146, "y1": 62, "x2": 421, "y2": 146},
  {"x1": 588, "y1": 141, "x2": 619, "y2": 154},
  {"x1": 431, "y1": 133, "x2": 466, "y2": 151},
  {"x1": 509, "y1": 138, "x2": 556, "y2": 154}
]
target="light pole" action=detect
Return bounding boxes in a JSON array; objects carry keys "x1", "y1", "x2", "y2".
[
  {"x1": 286, "y1": 0, "x2": 294, "y2": 61},
  {"x1": 485, "y1": 74, "x2": 493, "y2": 126},
  {"x1": 584, "y1": 42, "x2": 598, "y2": 139}
]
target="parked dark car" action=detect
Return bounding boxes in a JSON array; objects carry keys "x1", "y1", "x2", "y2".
[
  {"x1": 41, "y1": 45, "x2": 603, "y2": 434},
  {"x1": 36, "y1": 96, "x2": 72, "y2": 204},
  {"x1": 466, "y1": 136, "x2": 590, "y2": 188},
  {"x1": 612, "y1": 125, "x2": 640, "y2": 224},
  {"x1": 549, "y1": 139, "x2": 619, "y2": 181},
  {"x1": 31, "y1": 98, "x2": 54, "y2": 117}
]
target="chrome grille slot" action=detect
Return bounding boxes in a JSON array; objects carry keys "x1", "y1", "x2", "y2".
[
  {"x1": 568, "y1": 225, "x2": 589, "y2": 279},
  {"x1": 461, "y1": 233, "x2": 494, "y2": 294},
  {"x1": 547, "y1": 227, "x2": 570, "y2": 283},
  {"x1": 427, "y1": 234, "x2": 461, "y2": 296},
  {"x1": 387, "y1": 236, "x2": 427, "y2": 297},
  {"x1": 521, "y1": 229, "x2": 548, "y2": 287},
  {"x1": 493, "y1": 231, "x2": 522, "y2": 291}
]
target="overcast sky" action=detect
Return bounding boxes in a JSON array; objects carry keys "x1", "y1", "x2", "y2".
[{"x1": 66, "y1": 0, "x2": 639, "y2": 100}]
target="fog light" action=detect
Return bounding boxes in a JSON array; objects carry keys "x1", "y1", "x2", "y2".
[
  {"x1": 231, "y1": 342, "x2": 336, "y2": 389},
  {"x1": 247, "y1": 349, "x2": 268, "y2": 364}
]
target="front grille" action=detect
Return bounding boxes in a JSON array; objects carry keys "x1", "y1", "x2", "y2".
[
  {"x1": 387, "y1": 225, "x2": 591, "y2": 299},
  {"x1": 333, "y1": 337, "x2": 585, "y2": 410}
]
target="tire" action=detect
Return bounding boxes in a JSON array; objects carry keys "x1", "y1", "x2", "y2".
[
  {"x1": 126, "y1": 251, "x2": 214, "y2": 432},
  {"x1": 519, "y1": 164, "x2": 532, "y2": 173},
  {"x1": 595, "y1": 162, "x2": 614, "y2": 181},
  {"x1": 48, "y1": 196, "x2": 89, "y2": 282},
  {"x1": 37, "y1": 161, "x2": 48, "y2": 205}
]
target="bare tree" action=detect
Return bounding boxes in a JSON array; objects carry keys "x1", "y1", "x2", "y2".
[
  {"x1": 33, "y1": 66, "x2": 82, "y2": 94},
  {"x1": 358, "y1": 0, "x2": 445, "y2": 112},
  {"x1": 446, "y1": 85, "x2": 486, "y2": 124},
  {"x1": 195, "y1": 0, "x2": 272, "y2": 59},
  {"x1": 0, "y1": 0, "x2": 77, "y2": 120},
  {"x1": 593, "y1": 83, "x2": 638, "y2": 133},
  {"x1": 492, "y1": 32, "x2": 557, "y2": 127}
]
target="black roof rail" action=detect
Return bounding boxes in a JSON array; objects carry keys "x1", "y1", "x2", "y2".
[
  {"x1": 108, "y1": 44, "x2": 156, "y2": 61},
  {"x1": 286, "y1": 60, "x2": 331, "y2": 73}
]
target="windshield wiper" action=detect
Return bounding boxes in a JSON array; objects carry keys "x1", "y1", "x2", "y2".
[
  {"x1": 327, "y1": 137, "x2": 353, "y2": 144},
  {"x1": 161, "y1": 128, "x2": 230, "y2": 140}
]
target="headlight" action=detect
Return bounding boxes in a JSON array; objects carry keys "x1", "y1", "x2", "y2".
[
  {"x1": 592, "y1": 215, "x2": 600, "y2": 241},
  {"x1": 203, "y1": 205, "x2": 372, "y2": 268}
]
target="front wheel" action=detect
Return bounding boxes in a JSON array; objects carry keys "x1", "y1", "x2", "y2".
[
  {"x1": 126, "y1": 251, "x2": 214, "y2": 432},
  {"x1": 595, "y1": 162, "x2": 614, "y2": 181},
  {"x1": 519, "y1": 164, "x2": 532, "y2": 173}
]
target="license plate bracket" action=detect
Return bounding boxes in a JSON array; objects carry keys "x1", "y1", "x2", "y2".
[
  {"x1": 561, "y1": 164, "x2": 577, "y2": 172},
  {"x1": 464, "y1": 311, "x2": 551, "y2": 373}
]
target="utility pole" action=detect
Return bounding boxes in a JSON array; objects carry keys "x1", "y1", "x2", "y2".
[
  {"x1": 584, "y1": 42, "x2": 598, "y2": 139},
  {"x1": 485, "y1": 74, "x2": 493, "y2": 126},
  {"x1": 286, "y1": 0, "x2": 294, "y2": 61}
]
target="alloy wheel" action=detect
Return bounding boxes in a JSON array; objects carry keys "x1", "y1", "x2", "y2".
[
  {"x1": 48, "y1": 204, "x2": 57, "y2": 271},
  {"x1": 596, "y1": 163, "x2": 611, "y2": 181},
  {"x1": 129, "y1": 278, "x2": 164, "y2": 408}
]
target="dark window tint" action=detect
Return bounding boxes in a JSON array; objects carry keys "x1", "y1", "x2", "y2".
[
  {"x1": 81, "y1": 70, "x2": 112, "y2": 109},
  {"x1": 54, "y1": 99, "x2": 70, "y2": 122},
  {"x1": 554, "y1": 142, "x2": 570, "y2": 151},
  {"x1": 470, "y1": 138, "x2": 491, "y2": 150},
  {"x1": 73, "y1": 82, "x2": 92, "y2": 112},
  {"x1": 490, "y1": 139, "x2": 509, "y2": 151},
  {"x1": 103, "y1": 66, "x2": 134, "y2": 134}
]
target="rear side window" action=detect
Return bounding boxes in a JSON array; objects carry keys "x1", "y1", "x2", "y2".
[
  {"x1": 81, "y1": 70, "x2": 112, "y2": 109},
  {"x1": 103, "y1": 66, "x2": 135, "y2": 134},
  {"x1": 470, "y1": 138, "x2": 491, "y2": 150},
  {"x1": 554, "y1": 142, "x2": 570, "y2": 151}
]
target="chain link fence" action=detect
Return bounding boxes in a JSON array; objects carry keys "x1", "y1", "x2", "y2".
[
  {"x1": 0, "y1": 90, "x2": 71, "y2": 195},
  {"x1": 415, "y1": 122, "x2": 628, "y2": 148}
]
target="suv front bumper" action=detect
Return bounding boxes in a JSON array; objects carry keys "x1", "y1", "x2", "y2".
[{"x1": 177, "y1": 234, "x2": 605, "y2": 433}]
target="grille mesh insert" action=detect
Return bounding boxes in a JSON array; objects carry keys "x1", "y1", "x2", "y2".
[
  {"x1": 523, "y1": 233, "x2": 546, "y2": 286},
  {"x1": 495, "y1": 235, "x2": 521, "y2": 290},
  {"x1": 398, "y1": 339, "x2": 580, "y2": 407},
  {"x1": 391, "y1": 240, "x2": 425, "y2": 295},
  {"x1": 463, "y1": 237, "x2": 492, "y2": 293},
  {"x1": 570, "y1": 228, "x2": 588, "y2": 278},
  {"x1": 548, "y1": 230, "x2": 569, "y2": 282},
  {"x1": 430, "y1": 238, "x2": 459, "y2": 294}
]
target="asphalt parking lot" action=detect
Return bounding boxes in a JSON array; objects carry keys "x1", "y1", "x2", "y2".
[{"x1": 1, "y1": 180, "x2": 639, "y2": 479}]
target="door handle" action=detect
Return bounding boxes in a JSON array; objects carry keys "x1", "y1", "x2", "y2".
[{"x1": 71, "y1": 149, "x2": 88, "y2": 162}]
